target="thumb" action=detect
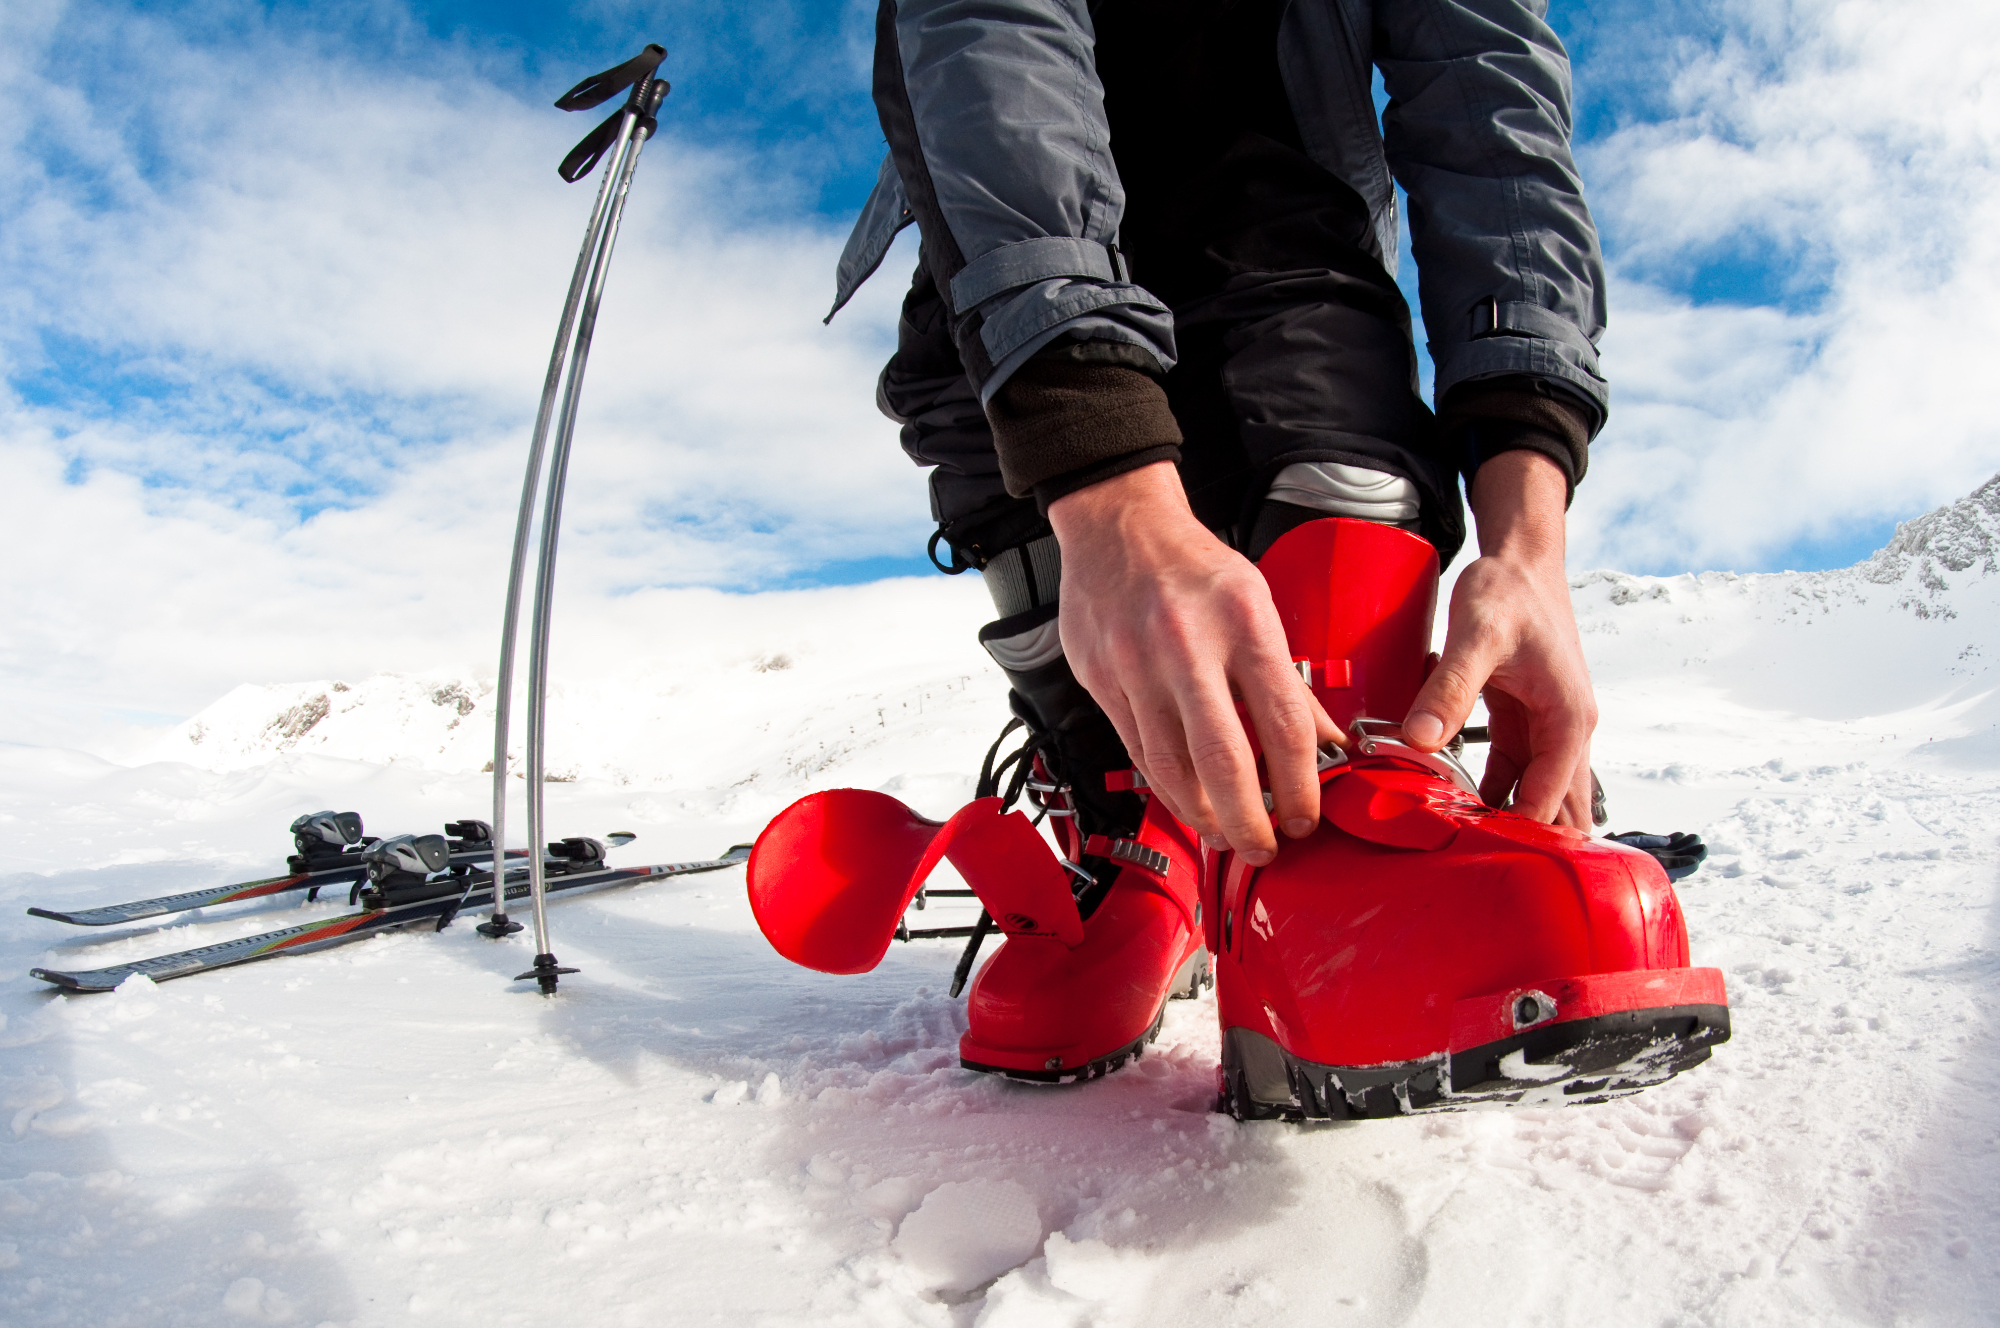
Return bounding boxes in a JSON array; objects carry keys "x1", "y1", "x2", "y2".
[{"x1": 1404, "y1": 634, "x2": 1497, "y2": 751}]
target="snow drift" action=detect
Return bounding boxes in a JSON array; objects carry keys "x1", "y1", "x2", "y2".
[
  {"x1": 3, "y1": 480, "x2": 1999, "y2": 1325},
  {"x1": 149, "y1": 474, "x2": 2000, "y2": 787}
]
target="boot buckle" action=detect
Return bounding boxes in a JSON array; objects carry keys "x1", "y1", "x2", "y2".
[{"x1": 1082, "y1": 834, "x2": 1171, "y2": 878}]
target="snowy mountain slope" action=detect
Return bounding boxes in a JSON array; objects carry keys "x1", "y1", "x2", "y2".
[
  {"x1": 146, "y1": 477, "x2": 2000, "y2": 792},
  {"x1": 1577, "y1": 473, "x2": 2000, "y2": 737},
  {"x1": 3, "y1": 485, "x2": 1999, "y2": 1325},
  {"x1": 138, "y1": 576, "x2": 1003, "y2": 807}
]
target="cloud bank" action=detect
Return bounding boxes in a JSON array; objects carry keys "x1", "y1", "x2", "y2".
[
  {"x1": 2, "y1": 0, "x2": 1997, "y2": 752},
  {"x1": 1568, "y1": 0, "x2": 2000, "y2": 571},
  {"x1": 1, "y1": 0, "x2": 927, "y2": 749}
]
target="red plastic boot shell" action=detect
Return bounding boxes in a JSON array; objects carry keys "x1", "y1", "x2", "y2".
[
  {"x1": 1213, "y1": 794, "x2": 1728, "y2": 1117},
  {"x1": 960, "y1": 799, "x2": 1207, "y2": 1083},
  {"x1": 1207, "y1": 518, "x2": 1730, "y2": 1119},
  {"x1": 1224, "y1": 781, "x2": 1684, "y2": 1067}
]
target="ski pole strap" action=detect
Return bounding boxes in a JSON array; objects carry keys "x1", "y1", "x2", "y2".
[
  {"x1": 556, "y1": 52, "x2": 672, "y2": 182},
  {"x1": 555, "y1": 43, "x2": 666, "y2": 112}
]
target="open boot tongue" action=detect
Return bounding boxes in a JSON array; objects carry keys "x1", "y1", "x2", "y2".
[
  {"x1": 746, "y1": 791, "x2": 1083, "y2": 976},
  {"x1": 1254, "y1": 515, "x2": 1440, "y2": 734},
  {"x1": 1324, "y1": 767, "x2": 1463, "y2": 851}
]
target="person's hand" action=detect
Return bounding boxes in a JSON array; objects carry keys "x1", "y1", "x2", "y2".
[
  {"x1": 1403, "y1": 449, "x2": 1597, "y2": 826},
  {"x1": 1046, "y1": 462, "x2": 1341, "y2": 865}
]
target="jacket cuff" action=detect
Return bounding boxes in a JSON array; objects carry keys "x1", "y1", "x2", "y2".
[
  {"x1": 1439, "y1": 378, "x2": 1595, "y2": 501},
  {"x1": 1033, "y1": 444, "x2": 1183, "y2": 513},
  {"x1": 986, "y1": 353, "x2": 1184, "y2": 503}
]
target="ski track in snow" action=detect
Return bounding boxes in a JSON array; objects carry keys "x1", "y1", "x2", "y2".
[{"x1": 4, "y1": 491, "x2": 2000, "y2": 1326}]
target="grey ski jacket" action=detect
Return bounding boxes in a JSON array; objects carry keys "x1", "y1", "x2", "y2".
[{"x1": 832, "y1": 0, "x2": 1608, "y2": 430}]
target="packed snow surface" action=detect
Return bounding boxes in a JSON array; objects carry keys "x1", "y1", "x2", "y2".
[{"x1": 6, "y1": 482, "x2": 2000, "y2": 1325}]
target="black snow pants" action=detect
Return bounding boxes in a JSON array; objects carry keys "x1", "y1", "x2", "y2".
[{"x1": 878, "y1": 0, "x2": 1468, "y2": 575}]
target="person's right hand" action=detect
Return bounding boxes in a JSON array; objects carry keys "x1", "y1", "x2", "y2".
[{"x1": 1046, "y1": 461, "x2": 1342, "y2": 865}]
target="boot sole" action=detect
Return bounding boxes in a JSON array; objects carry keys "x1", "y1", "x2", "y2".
[
  {"x1": 1219, "y1": 1001, "x2": 1731, "y2": 1121},
  {"x1": 959, "y1": 947, "x2": 1211, "y2": 1085},
  {"x1": 962, "y1": 1000, "x2": 1167, "y2": 1085}
]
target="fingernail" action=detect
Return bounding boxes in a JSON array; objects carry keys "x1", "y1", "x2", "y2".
[
  {"x1": 1242, "y1": 848, "x2": 1274, "y2": 867},
  {"x1": 1404, "y1": 711, "x2": 1443, "y2": 747},
  {"x1": 1282, "y1": 817, "x2": 1314, "y2": 839},
  {"x1": 1202, "y1": 833, "x2": 1229, "y2": 851}
]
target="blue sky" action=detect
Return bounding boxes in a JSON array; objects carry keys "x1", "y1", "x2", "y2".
[
  {"x1": 5, "y1": 0, "x2": 1998, "y2": 741},
  {"x1": 12, "y1": 0, "x2": 1984, "y2": 575}
]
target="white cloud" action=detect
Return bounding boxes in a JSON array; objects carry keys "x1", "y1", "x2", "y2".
[
  {"x1": 1574, "y1": 0, "x2": 2000, "y2": 571},
  {"x1": 0, "y1": 0, "x2": 934, "y2": 751},
  {"x1": 8, "y1": 0, "x2": 1999, "y2": 753}
]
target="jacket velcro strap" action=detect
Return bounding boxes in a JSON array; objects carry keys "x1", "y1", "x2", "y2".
[
  {"x1": 1470, "y1": 299, "x2": 1601, "y2": 372},
  {"x1": 950, "y1": 237, "x2": 1121, "y2": 313}
]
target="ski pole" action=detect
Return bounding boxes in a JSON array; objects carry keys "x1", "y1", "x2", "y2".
[
  {"x1": 516, "y1": 53, "x2": 669, "y2": 993},
  {"x1": 483, "y1": 42, "x2": 666, "y2": 941},
  {"x1": 480, "y1": 57, "x2": 652, "y2": 937},
  {"x1": 484, "y1": 45, "x2": 670, "y2": 995}
]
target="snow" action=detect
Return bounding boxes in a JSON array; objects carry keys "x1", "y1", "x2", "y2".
[
  {"x1": 892, "y1": 1180, "x2": 1043, "y2": 1294},
  {"x1": 4, "y1": 483, "x2": 2000, "y2": 1324}
]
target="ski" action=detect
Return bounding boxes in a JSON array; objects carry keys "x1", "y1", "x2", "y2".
[
  {"x1": 30, "y1": 844, "x2": 750, "y2": 992},
  {"x1": 24, "y1": 814, "x2": 574, "y2": 929},
  {"x1": 24, "y1": 842, "x2": 521, "y2": 928}
]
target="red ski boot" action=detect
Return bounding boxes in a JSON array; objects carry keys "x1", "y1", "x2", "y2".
[
  {"x1": 745, "y1": 619, "x2": 1208, "y2": 1083},
  {"x1": 1210, "y1": 518, "x2": 1730, "y2": 1120},
  {"x1": 957, "y1": 778, "x2": 1208, "y2": 1081},
  {"x1": 745, "y1": 780, "x2": 1208, "y2": 1082}
]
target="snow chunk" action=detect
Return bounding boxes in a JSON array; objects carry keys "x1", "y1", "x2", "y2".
[
  {"x1": 893, "y1": 1179, "x2": 1043, "y2": 1294},
  {"x1": 976, "y1": 1256, "x2": 1092, "y2": 1326},
  {"x1": 1499, "y1": 1049, "x2": 1571, "y2": 1082},
  {"x1": 4, "y1": 1074, "x2": 64, "y2": 1138},
  {"x1": 755, "y1": 1071, "x2": 783, "y2": 1106},
  {"x1": 1041, "y1": 1231, "x2": 1141, "y2": 1304},
  {"x1": 859, "y1": 1175, "x2": 925, "y2": 1220}
]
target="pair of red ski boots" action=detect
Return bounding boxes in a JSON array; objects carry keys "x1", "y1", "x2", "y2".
[{"x1": 746, "y1": 518, "x2": 1729, "y2": 1120}]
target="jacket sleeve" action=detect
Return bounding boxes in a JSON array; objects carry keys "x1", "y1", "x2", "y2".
[
  {"x1": 1372, "y1": 0, "x2": 1609, "y2": 432},
  {"x1": 874, "y1": 0, "x2": 1178, "y2": 401}
]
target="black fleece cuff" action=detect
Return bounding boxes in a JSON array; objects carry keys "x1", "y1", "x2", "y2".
[
  {"x1": 986, "y1": 356, "x2": 1184, "y2": 505},
  {"x1": 1032, "y1": 443, "x2": 1183, "y2": 513},
  {"x1": 1439, "y1": 377, "x2": 1596, "y2": 502}
]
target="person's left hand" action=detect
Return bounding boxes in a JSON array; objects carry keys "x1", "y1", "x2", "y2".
[{"x1": 1401, "y1": 450, "x2": 1597, "y2": 828}]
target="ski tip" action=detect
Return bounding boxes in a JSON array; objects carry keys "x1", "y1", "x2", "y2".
[
  {"x1": 606, "y1": 831, "x2": 638, "y2": 848},
  {"x1": 25, "y1": 907, "x2": 76, "y2": 924},
  {"x1": 724, "y1": 843, "x2": 752, "y2": 861},
  {"x1": 28, "y1": 967, "x2": 94, "y2": 992}
]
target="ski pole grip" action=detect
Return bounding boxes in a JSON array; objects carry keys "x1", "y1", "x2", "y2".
[
  {"x1": 553, "y1": 46, "x2": 671, "y2": 181},
  {"x1": 558, "y1": 112, "x2": 623, "y2": 182},
  {"x1": 555, "y1": 43, "x2": 666, "y2": 112},
  {"x1": 631, "y1": 77, "x2": 670, "y2": 140}
]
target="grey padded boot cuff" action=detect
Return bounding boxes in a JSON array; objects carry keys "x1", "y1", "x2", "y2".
[
  {"x1": 981, "y1": 534, "x2": 1063, "y2": 619},
  {"x1": 979, "y1": 603, "x2": 1065, "y2": 673}
]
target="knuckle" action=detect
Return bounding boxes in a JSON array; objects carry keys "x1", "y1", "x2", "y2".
[
  {"x1": 1257, "y1": 697, "x2": 1314, "y2": 737},
  {"x1": 1146, "y1": 750, "x2": 1198, "y2": 788},
  {"x1": 1186, "y1": 735, "x2": 1246, "y2": 773},
  {"x1": 1430, "y1": 661, "x2": 1484, "y2": 699}
]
